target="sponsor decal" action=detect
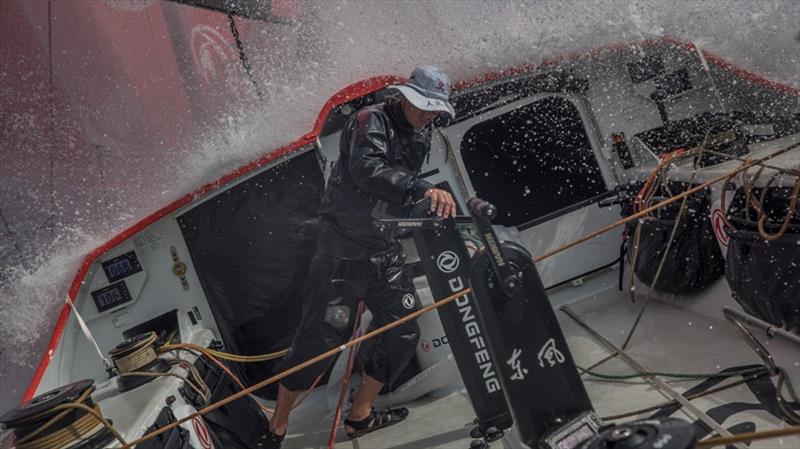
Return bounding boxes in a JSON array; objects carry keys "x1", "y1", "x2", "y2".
[
  {"x1": 420, "y1": 339, "x2": 432, "y2": 352},
  {"x1": 190, "y1": 25, "x2": 236, "y2": 84},
  {"x1": 483, "y1": 232, "x2": 507, "y2": 267},
  {"x1": 398, "y1": 220, "x2": 424, "y2": 227},
  {"x1": 436, "y1": 251, "x2": 460, "y2": 273},
  {"x1": 537, "y1": 338, "x2": 566, "y2": 368},
  {"x1": 402, "y1": 293, "x2": 416, "y2": 310},
  {"x1": 192, "y1": 416, "x2": 214, "y2": 449},
  {"x1": 432, "y1": 336, "x2": 449, "y2": 347},
  {"x1": 435, "y1": 248, "x2": 500, "y2": 394},
  {"x1": 454, "y1": 284, "x2": 501, "y2": 394},
  {"x1": 711, "y1": 208, "x2": 730, "y2": 247},
  {"x1": 507, "y1": 348, "x2": 529, "y2": 381},
  {"x1": 419, "y1": 337, "x2": 448, "y2": 353}
]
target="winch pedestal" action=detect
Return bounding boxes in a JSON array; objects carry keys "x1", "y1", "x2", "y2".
[{"x1": 384, "y1": 198, "x2": 696, "y2": 449}]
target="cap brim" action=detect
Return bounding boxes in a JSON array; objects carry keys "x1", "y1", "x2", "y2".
[{"x1": 390, "y1": 85, "x2": 455, "y2": 119}]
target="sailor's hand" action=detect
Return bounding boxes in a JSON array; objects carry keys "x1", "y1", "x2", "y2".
[{"x1": 424, "y1": 188, "x2": 457, "y2": 218}]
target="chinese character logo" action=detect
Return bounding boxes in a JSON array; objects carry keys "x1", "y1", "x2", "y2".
[
  {"x1": 507, "y1": 348, "x2": 529, "y2": 381},
  {"x1": 537, "y1": 338, "x2": 565, "y2": 368}
]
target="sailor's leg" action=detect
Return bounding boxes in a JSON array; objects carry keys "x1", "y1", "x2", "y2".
[
  {"x1": 359, "y1": 268, "x2": 420, "y2": 387},
  {"x1": 346, "y1": 374, "x2": 385, "y2": 422},
  {"x1": 348, "y1": 254, "x2": 420, "y2": 424},
  {"x1": 344, "y1": 374, "x2": 410, "y2": 438},
  {"x1": 270, "y1": 385, "x2": 298, "y2": 436},
  {"x1": 271, "y1": 253, "x2": 357, "y2": 430}
]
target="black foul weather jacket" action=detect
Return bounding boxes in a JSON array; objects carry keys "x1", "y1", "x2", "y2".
[
  {"x1": 318, "y1": 99, "x2": 434, "y2": 255},
  {"x1": 278, "y1": 99, "x2": 431, "y2": 390}
]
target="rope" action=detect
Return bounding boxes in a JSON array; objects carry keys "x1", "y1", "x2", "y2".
[
  {"x1": 13, "y1": 388, "x2": 96, "y2": 446},
  {"x1": 118, "y1": 288, "x2": 472, "y2": 448},
  {"x1": 704, "y1": 149, "x2": 799, "y2": 176},
  {"x1": 581, "y1": 352, "x2": 619, "y2": 374},
  {"x1": 600, "y1": 370, "x2": 768, "y2": 421},
  {"x1": 696, "y1": 426, "x2": 800, "y2": 448},
  {"x1": 578, "y1": 365, "x2": 769, "y2": 381},
  {"x1": 775, "y1": 369, "x2": 800, "y2": 425},
  {"x1": 623, "y1": 139, "x2": 709, "y2": 349},
  {"x1": 113, "y1": 345, "x2": 156, "y2": 373},
  {"x1": 160, "y1": 343, "x2": 287, "y2": 363},
  {"x1": 756, "y1": 173, "x2": 800, "y2": 240},
  {"x1": 168, "y1": 359, "x2": 212, "y2": 404},
  {"x1": 118, "y1": 371, "x2": 210, "y2": 404},
  {"x1": 626, "y1": 219, "x2": 645, "y2": 303},
  {"x1": 533, "y1": 141, "x2": 799, "y2": 264},
  {"x1": 16, "y1": 408, "x2": 103, "y2": 449},
  {"x1": 718, "y1": 162, "x2": 762, "y2": 228},
  {"x1": 161, "y1": 345, "x2": 275, "y2": 415},
  {"x1": 718, "y1": 157, "x2": 799, "y2": 241},
  {"x1": 65, "y1": 295, "x2": 114, "y2": 373},
  {"x1": 327, "y1": 301, "x2": 365, "y2": 449},
  {"x1": 13, "y1": 387, "x2": 128, "y2": 449}
]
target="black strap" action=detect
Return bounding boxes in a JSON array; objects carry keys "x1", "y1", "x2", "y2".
[{"x1": 226, "y1": 13, "x2": 264, "y2": 101}]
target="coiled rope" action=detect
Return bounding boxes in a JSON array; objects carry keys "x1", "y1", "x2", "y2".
[
  {"x1": 719, "y1": 157, "x2": 800, "y2": 241},
  {"x1": 110, "y1": 332, "x2": 158, "y2": 374},
  {"x1": 13, "y1": 387, "x2": 127, "y2": 449},
  {"x1": 111, "y1": 332, "x2": 211, "y2": 404}
]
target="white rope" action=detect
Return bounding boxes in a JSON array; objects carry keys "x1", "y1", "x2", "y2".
[{"x1": 65, "y1": 296, "x2": 114, "y2": 371}]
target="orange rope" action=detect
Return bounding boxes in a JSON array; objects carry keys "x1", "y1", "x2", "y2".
[
  {"x1": 161, "y1": 344, "x2": 273, "y2": 415},
  {"x1": 535, "y1": 141, "x2": 799, "y2": 263},
  {"x1": 634, "y1": 148, "x2": 695, "y2": 213},
  {"x1": 327, "y1": 302, "x2": 365, "y2": 448}
]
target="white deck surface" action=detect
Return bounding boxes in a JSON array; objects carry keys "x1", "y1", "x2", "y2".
[{"x1": 279, "y1": 271, "x2": 800, "y2": 449}]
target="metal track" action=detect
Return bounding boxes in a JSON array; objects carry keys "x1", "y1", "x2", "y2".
[{"x1": 560, "y1": 305, "x2": 748, "y2": 449}]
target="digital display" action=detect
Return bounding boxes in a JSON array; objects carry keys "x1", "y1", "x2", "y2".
[
  {"x1": 556, "y1": 424, "x2": 595, "y2": 449},
  {"x1": 102, "y1": 251, "x2": 142, "y2": 283},
  {"x1": 91, "y1": 281, "x2": 133, "y2": 313}
]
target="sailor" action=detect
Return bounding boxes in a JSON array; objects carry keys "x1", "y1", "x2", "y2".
[{"x1": 265, "y1": 66, "x2": 458, "y2": 448}]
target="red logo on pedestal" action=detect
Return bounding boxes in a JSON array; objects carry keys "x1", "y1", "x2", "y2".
[
  {"x1": 192, "y1": 416, "x2": 214, "y2": 449},
  {"x1": 711, "y1": 209, "x2": 729, "y2": 247}
]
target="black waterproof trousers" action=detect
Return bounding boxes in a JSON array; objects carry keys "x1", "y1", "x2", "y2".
[{"x1": 277, "y1": 246, "x2": 421, "y2": 392}]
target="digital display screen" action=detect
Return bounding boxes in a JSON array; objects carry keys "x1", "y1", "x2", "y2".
[
  {"x1": 556, "y1": 424, "x2": 595, "y2": 449},
  {"x1": 91, "y1": 281, "x2": 132, "y2": 313},
  {"x1": 102, "y1": 251, "x2": 142, "y2": 283}
]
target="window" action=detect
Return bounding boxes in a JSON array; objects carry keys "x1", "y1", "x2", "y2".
[{"x1": 461, "y1": 96, "x2": 606, "y2": 227}]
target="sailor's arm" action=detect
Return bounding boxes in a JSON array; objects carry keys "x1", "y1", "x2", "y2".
[{"x1": 347, "y1": 109, "x2": 457, "y2": 218}]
